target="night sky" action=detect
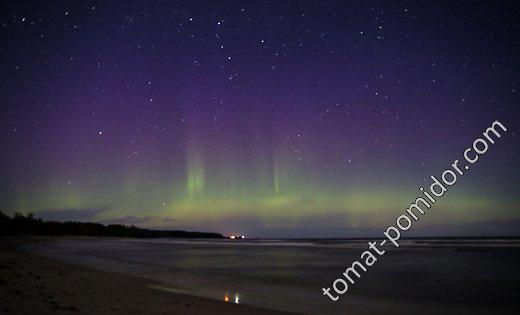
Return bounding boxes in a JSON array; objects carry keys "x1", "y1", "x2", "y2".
[{"x1": 1, "y1": 1, "x2": 519, "y2": 237}]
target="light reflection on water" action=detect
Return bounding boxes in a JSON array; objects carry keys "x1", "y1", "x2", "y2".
[{"x1": 223, "y1": 293, "x2": 240, "y2": 304}]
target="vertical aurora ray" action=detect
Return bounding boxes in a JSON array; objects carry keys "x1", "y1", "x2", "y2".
[
  {"x1": 273, "y1": 163, "x2": 280, "y2": 196},
  {"x1": 185, "y1": 146, "x2": 206, "y2": 200}
]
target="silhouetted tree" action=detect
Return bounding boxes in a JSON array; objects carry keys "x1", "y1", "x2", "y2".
[{"x1": 0, "y1": 211, "x2": 223, "y2": 238}]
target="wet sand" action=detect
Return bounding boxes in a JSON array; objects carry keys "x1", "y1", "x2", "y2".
[{"x1": 0, "y1": 237, "x2": 292, "y2": 315}]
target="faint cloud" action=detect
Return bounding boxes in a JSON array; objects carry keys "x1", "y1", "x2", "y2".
[
  {"x1": 412, "y1": 219, "x2": 520, "y2": 237},
  {"x1": 103, "y1": 215, "x2": 177, "y2": 228},
  {"x1": 35, "y1": 208, "x2": 108, "y2": 222}
]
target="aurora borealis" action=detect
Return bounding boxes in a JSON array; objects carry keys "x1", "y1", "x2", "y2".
[{"x1": 1, "y1": 1, "x2": 519, "y2": 237}]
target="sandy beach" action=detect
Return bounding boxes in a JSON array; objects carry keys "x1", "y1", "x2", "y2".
[{"x1": 0, "y1": 237, "x2": 291, "y2": 315}]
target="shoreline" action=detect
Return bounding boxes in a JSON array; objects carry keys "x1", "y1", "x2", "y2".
[{"x1": 0, "y1": 236, "x2": 293, "y2": 314}]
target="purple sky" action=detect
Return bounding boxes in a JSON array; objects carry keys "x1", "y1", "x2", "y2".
[{"x1": 1, "y1": 1, "x2": 519, "y2": 237}]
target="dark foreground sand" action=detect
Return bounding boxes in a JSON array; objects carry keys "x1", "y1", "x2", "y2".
[{"x1": 0, "y1": 237, "x2": 292, "y2": 315}]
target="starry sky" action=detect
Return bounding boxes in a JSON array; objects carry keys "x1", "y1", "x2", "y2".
[{"x1": 1, "y1": 1, "x2": 519, "y2": 237}]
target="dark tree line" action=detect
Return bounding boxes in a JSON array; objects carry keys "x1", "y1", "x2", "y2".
[{"x1": 0, "y1": 211, "x2": 224, "y2": 238}]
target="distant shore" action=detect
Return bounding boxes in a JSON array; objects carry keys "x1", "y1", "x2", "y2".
[
  {"x1": 0, "y1": 211, "x2": 225, "y2": 239},
  {"x1": 0, "y1": 236, "x2": 291, "y2": 315}
]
